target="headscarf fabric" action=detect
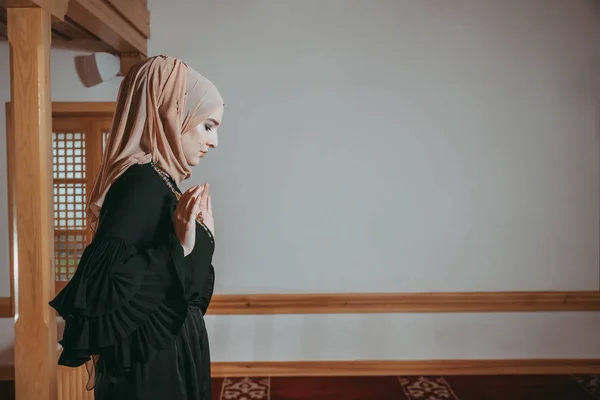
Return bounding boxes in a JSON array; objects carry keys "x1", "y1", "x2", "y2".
[{"x1": 87, "y1": 54, "x2": 224, "y2": 233}]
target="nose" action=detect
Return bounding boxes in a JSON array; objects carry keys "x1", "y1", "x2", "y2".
[{"x1": 206, "y1": 132, "x2": 218, "y2": 148}]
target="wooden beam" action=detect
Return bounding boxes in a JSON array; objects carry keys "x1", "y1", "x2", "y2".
[
  {"x1": 52, "y1": 101, "x2": 116, "y2": 115},
  {"x1": 5, "y1": 0, "x2": 69, "y2": 20},
  {"x1": 8, "y1": 7, "x2": 57, "y2": 400},
  {"x1": 51, "y1": 38, "x2": 115, "y2": 54},
  {"x1": 120, "y1": 51, "x2": 145, "y2": 76},
  {"x1": 66, "y1": 0, "x2": 147, "y2": 55},
  {"x1": 105, "y1": 0, "x2": 150, "y2": 39}
]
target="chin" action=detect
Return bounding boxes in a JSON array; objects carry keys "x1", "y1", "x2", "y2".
[{"x1": 186, "y1": 157, "x2": 201, "y2": 167}]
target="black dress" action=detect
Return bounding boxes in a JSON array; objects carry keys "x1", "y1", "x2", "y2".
[{"x1": 49, "y1": 163, "x2": 216, "y2": 399}]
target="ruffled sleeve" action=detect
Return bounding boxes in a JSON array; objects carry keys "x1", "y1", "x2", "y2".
[{"x1": 49, "y1": 165, "x2": 187, "y2": 375}]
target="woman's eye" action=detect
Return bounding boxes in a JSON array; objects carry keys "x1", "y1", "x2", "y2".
[{"x1": 205, "y1": 124, "x2": 213, "y2": 131}]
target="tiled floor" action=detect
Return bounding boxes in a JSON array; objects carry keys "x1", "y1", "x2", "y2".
[{"x1": 1, "y1": 374, "x2": 599, "y2": 399}]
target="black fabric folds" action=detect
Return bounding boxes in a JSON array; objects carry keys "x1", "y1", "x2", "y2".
[
  {"x1": 48, "y1": 164, "x2": 216, "y2": 399},
  {"x1": 49, "y1": 233, "x2": 187, "y2": 372}
]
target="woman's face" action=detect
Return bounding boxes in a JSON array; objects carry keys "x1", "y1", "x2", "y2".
[{"x1": 181, "y1": 106, "x2": 224, "y2": 166}]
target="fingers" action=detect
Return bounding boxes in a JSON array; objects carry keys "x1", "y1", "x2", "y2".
[
  {"x1": 177, "y1": 185, "x2": 196, "y2": 209},
  {"x1": 176, "y1": 184, "x2": 209, "y2": 223},
  {"x1": 184, "y1": 186, "x2": 203, "y2": 219},
  {"x1": 180, "y1": 186, "x2": 198, "y2": 210},
  {"x1": 191, "y1": 191, "x2": 203, "y2": 219}
]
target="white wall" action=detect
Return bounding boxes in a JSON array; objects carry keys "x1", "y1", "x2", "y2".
[
  {"x1": 1, "y1": 0, "x2": 599, "y2": 363},
  {"x1": 205, "y1": 312, "x2": 600, "y2": 361},
  {"x1": 151, "y1": 0, "x2": 600, "y2": 294}
]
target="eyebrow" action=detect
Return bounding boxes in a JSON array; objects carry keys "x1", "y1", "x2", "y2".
[{"x1": 207, "y1": 118, "x2": 220, "y2": 126}]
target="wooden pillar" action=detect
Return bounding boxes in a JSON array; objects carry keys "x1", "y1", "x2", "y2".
[{"x1": 7, "y1": 7, "x2": 56, "y2": 400}]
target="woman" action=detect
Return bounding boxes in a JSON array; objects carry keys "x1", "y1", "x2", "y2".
[{"x1": 49, "y1": 54, "x2": 224, "y2": 399}]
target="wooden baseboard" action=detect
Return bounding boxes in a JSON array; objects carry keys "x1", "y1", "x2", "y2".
[
  {"x1": 1, "y1": 359, "x2": 597, "y2": 381},
  {"x1": 206, "y1": 291, "x2": 600, "y2": 314},
  {"x1": 0, "y1": 298, "x2": 11, "y2": 318},
  {"x1": 1, "y1": 291, "x2": 600, "y2": 318},
  {"x1": 211, "y1": 359, "x2": 600, "y2": 377},
  {"x1": 0, "y1": 364, "x2": 14, "y2": 381}
]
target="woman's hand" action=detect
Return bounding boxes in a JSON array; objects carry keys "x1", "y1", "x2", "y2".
[
  {"x1": 199, "y1": 183, "x2": 215, "y2": 238},
  {"x1": 174, "y1": 185, "x2": 203, "y2": 256}
]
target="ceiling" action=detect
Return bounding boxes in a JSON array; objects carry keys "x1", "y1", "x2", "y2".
[{"x1": 0, "y1": 0, "x2": 149, "y2": 55}]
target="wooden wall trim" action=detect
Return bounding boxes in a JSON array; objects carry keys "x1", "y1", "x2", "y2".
[
  {"x1": 1, "y1": 359, "x2": 598, "y2": 381},
  {"x1": 0, "y1": 364, "x2": 14, "y2": 381},
  {"x1": 206, "y1": 291, "x2": 600, "y2": 315},
  {"x1": 212, "y1": 359, "x2": 600, "y2": 377},
  {"x1": 2, "y1": 291, "x2": 600, "y2": 318},
  {"x1": 0, "y1": 297, "x2": 11, "y2": 318},
  {"x1": 211, "y1": 359, "x2": 600, "y2": 377},
  {"x1": 213, "y1": 359, "x2": 600, "y2": 377}
]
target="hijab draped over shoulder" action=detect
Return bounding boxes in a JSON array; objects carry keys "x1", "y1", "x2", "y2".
[{"x1": 87, "y1": 55, "x2": 224, "y2": 233}]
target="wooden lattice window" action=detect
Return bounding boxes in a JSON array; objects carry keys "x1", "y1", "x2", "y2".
[
  {"x1": 52, "y1": 115, "x2": 113, "y2": 292},
  {"x1": 5, "y1": 102, "x2": 116, "y2": 310}
]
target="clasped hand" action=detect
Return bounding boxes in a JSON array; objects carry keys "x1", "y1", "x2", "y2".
[{"x1": 174, "y1": 184, "x2": 214, "y2": 256}]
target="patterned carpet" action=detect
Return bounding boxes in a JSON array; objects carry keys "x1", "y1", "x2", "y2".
[
  {"x1": 211, "y1": 375, "x2": 600, "y2": 400},
  {"x1": 0, "y1": 374, "x2": 598, "y2": 399}
]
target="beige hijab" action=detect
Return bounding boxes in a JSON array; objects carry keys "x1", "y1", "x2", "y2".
[{"x1": 87, "y1": 55, "x2": 224, "y2": 233}]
